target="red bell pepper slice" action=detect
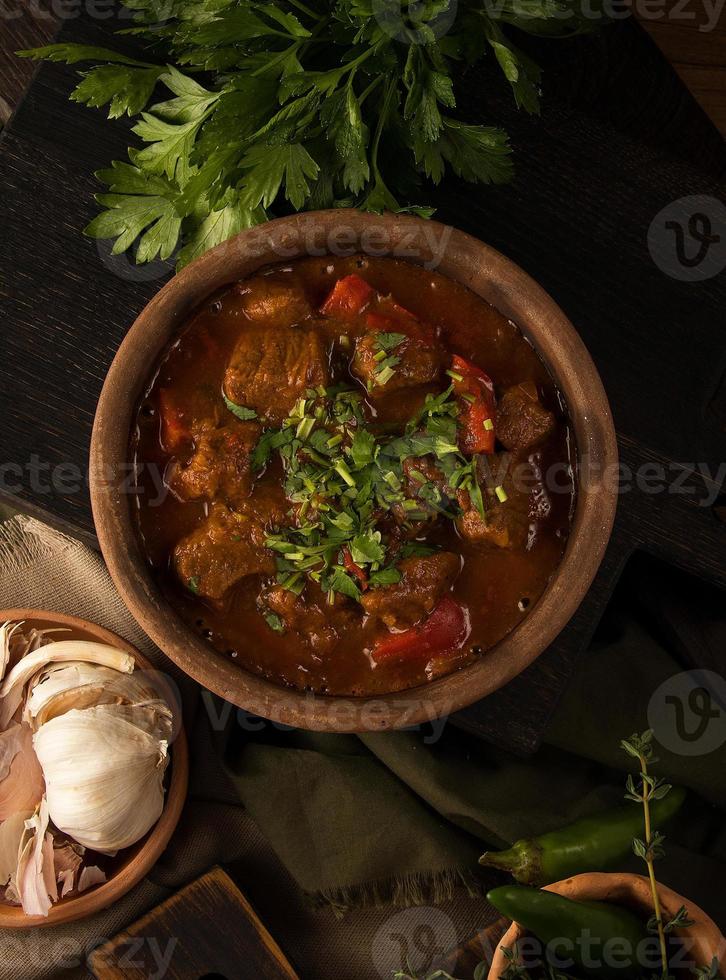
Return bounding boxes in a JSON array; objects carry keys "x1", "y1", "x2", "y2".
[
  {"x1": 451, "y1": 354, "x2": 496, "y2": 454},
  {"x1": 321, "y1": 274, "x2": 374, "y2": 321},
  {"x1": 342, "y1": 547, "x2": 368, "y2": 591},
  {"x1": 372, "y1": 597, "x2": 470, "y2": 664},
  {"x1": 158, "y1": 389, "x2": 191, "y2": 454}
]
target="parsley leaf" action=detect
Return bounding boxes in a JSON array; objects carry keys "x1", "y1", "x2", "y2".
[
  {"x1": 29, "y1": 4, "x2": 592, "y2": 266},
  {"x1": 223, "y1": 395, "x2": 258, "y2": 421}
]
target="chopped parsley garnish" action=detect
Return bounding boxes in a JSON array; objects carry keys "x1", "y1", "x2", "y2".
[
  {"x1": 223, "y1": 394, "x2": 258, "y2": 421},
  {"x1": 370, "y1": 332, "x2": 406, "y2": 387},
  {"x1": 256, "y1": 383, "x2": 498, "y2": 602},
  {"x1": 264, "y1": 612, "x2": 285, "y2": 634},
  {"x1": 187, "y1": 576, "x2": 200, "y2": 594}
]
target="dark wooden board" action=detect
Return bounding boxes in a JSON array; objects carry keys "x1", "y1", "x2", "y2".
[
  {"x1": 1, "y1": 12, "x2": 725, "y2": 753},
  {"x1": 88, "y1": 866, "x2": 299, "y2": 980}
]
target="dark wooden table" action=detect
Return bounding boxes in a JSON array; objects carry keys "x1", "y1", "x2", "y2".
[{"x1": 1, "y1": 7, "x2": 724, "y2": 755}]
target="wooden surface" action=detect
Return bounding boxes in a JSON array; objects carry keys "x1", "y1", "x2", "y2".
[
  {"x1": 89, "y1": 866, "x2": 299, "y2": 979},
  {"x1": 0, "y1": 11, "x2": 724, "y2": 753},
  {"x1": 636, "y1": 8, "x2": 726, "y2": 135}
]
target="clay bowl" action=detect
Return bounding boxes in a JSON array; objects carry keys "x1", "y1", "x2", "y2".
[
  {"x1": 488, "y1": 872, "x2": 726, "y2": 978},
  {"x1": 91, "y1": 209, "x2": 618, "y2": 732},
  {"x1": 0, "y1": 608, "x2": 188, "y2": 928}
]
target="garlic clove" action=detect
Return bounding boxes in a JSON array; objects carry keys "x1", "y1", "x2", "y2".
[
  {"x1": 25, "y1": 663, "x2": 163, "y2": 729},
  {"x1": 33, "y1": 705, "x2": 168, "y2": 854},
  {"x1": 0, "y1": 641, "x2": 135, "y2": 730},
  {"x1": 0, "y1": 723, "x2": 45, "y2": 821},
  {"x1": 0, "y1": 811, "x2": 32, "y2": 887},
  {"x1": 92, "y1": 700, "x2": 174, "y2": 743}
]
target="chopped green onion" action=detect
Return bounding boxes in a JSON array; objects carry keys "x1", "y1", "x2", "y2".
[
  {"x1": 327, "y1": 434, "x2": 343, "y2": 448},
  {"x1": 296, "y1": 417, "x2": 315, "y2": 440},
  {"x1": 483, "y1": 418, "x2": 494, "y2": 431},
  {"x1": 446, "y1": 369, "x2": 464, "y2": 383},
  {"x1": 373, "y1": 349, "x2": 387, "y2": 363},
  {"x1": 376, "y1": 365, "x2": 396, "y2": 386},
  {"x1": 495, "y1": 485, "x2": 508, "y2": 503},
  {"x1": 188, "y1": 576, "x2": 200, "y2": 594},
  {"x1": 334, "y1": 460, "x2": 356, "y2": 487},
  {"x1": 339, "y1": 334, "x2": 351, "y2": 349},
  {"x1": 461, "y1": 392, "x2": 476, "y2": 404}
]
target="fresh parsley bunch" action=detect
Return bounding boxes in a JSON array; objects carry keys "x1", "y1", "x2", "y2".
[{"x1": 22, "y1": 0, "x2": 595, "y2": 269}]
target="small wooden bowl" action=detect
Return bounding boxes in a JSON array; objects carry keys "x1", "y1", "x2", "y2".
[
  {"x1": 91, "y1": 210, "x2": 618, "y2": 732},
  {"x1": 0, "y1": 608, "x2": 188, "y2": 929},
  {"x1": 488, "y1": 872, "x2": 726, "y2": 978}
]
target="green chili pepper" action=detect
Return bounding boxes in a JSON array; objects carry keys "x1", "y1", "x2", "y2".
[
  {"x1": 480, "y1": 785, "x2": 685, "y2": 886},
  {"x1": 487, "y1": 885, "x2": 652, "y2": 980}
]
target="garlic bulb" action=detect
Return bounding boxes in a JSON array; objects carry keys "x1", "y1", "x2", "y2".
[{"x1": 33, "y1": 705, "x2": 168, "y2": 854}]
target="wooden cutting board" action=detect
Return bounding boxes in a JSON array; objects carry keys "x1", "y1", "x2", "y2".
[
  {"x1": 0, "y1": 12, "x2": 724, "y2": 754},
  {"x1": 89, "y1": 867, "x2": 299, "y2": 980}
]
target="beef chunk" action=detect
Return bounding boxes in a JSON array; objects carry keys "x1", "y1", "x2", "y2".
[
  {"x1": 361, "y1": 552, "x2": 460, "y2": 630},
  {"x1": 170, "y1": 419, "x2": 260, "y2": 508},
  {"x1": 456, "y1": 454, "x2": 532, "y2": 549},
  {"x1": 352, "y1": 330, "x2": 441, "y2": 395},
  {"x1": 236, "y1": 278, "x2": 312, "y2": 326},
  {"x1": 224, "y1": 325, "x2": 329, "y2": 425},
  {"x1": 496, "y1": 383, "x2": 555, "y2": 452},
  {"x1": 261, "y1": 583, "x2": 357, "y2": 655},
  {"x1": 173, "y1": 501, "x2": 280, "y2": 602}
]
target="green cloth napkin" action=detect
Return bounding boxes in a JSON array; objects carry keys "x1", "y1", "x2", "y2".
[{"x1": 217, "y1": 557, "x2": 726, "y2": 930}]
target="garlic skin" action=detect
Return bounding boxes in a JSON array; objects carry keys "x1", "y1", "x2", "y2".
[
  {"x1": 33, "y1": 706, "x2": 168, "y2": 854},
  {"x1": 0, "y1": 724, "x2": 45, "y2": 821},
  {"x1": 0, "y1": 811, "x2": 31, "y2": 887},
  {"x1": 9, "y1": 799, "x2": 57, "y2": 917}
]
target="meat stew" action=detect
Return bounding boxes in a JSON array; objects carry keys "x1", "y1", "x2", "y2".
[{"x1": 132, "y1": 255, "x2": 575, "y2": 696}]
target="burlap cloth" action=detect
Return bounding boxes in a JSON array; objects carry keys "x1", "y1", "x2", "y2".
[{"x1": 0, "y1": 515, "x2": 495, "y2": 980}]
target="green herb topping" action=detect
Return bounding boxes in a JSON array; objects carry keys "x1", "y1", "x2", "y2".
[{"x1": 260, "y1": 384, "x2": 494, "y2": 601}]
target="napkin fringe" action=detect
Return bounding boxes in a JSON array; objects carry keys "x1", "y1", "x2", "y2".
[
  {"x1": 312, "y1": 868, "x2": 488, "y2": 918},
  {"x1": 0, "y1": 515, "x2": 76, "y2": 578}
]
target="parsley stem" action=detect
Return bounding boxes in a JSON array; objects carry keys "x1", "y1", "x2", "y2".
[
  {"x1": 285, "y1": 0, "x2": 322, "y2": 20},
  {"x1": 358, "y1": 74, "x2": 384, "y2": 107}
]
